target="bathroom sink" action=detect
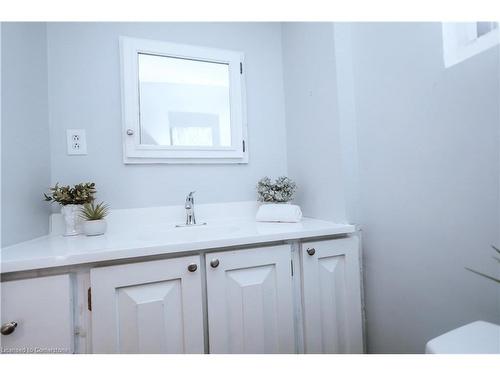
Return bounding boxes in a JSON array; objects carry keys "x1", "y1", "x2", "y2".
[
  {"x1": 173, "y1": 223, "x2": 240, "y2": 235},
  {"x1": 136, "y1": 223, "x2": 241, "y2": 243}
]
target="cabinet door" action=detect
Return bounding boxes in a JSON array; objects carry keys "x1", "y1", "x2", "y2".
[
  {"x1": 206, "y1": 245, "x2": 295, "y2": 353},
  {"x1": 0, "y1": 274, "x2": 74, "y2": 354},
  {"x1": 301, "y1": 237, "x2": 363, "y2": 353},
  {"x1": 90, "y1": 256, "x2": 204, "y2": 354}
]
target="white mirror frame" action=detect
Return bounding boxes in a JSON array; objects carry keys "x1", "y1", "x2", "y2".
[{"x1": 120, "y1": 37, "x2": 248, "y2": 164}]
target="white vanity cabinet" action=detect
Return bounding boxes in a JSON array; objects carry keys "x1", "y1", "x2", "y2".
[
  {"x1": 90, "y1": 256, "x2": 205, "y2": 354},
  {"x1": 205, "y1": 245, "x2": 295, "y2": 353},
  {"x1": 300, "y1": 237, "x2": 363, "y2": 353},
  {"x1": 1, "y1": 229, "x2": 364, "y2": 354},
  {"x1": 0, "y1": 275, "x2": 74, "y2": 354}
]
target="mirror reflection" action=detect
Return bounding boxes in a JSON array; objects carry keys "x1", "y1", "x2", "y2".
[{"x1": 138, "y1": 53, "x2": 232, "y2": 147}]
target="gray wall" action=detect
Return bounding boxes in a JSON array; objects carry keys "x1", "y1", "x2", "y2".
[
  {"x1": 1, "y1": 23, "x2": 51, "y2": 247},
  {"x1": 345, "y1": 23, "x2": 500, "y2": 353},
  {"x1": 282, "y1": 22, "x2": 500, "y2": 354},
  {"x1": 46, "y1": 23, "x2": 288, "y2": 208},
  {"x1": 281, "y1": 23, "x2": 347, "y2": 222}
]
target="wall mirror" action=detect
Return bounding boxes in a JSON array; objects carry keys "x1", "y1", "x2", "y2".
[{"x1": 120, "y1": 37, "x2": 248, "y2": 163}]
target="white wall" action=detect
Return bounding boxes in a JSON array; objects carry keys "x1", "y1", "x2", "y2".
[
  {"x1": 46, "y1": 22, "x2": 287, "y2": 208},
  {"x1": 282, "y1": 21, "x2": 500, "y2": 354},
  {"x1": 344, "y1": 23, "x2": 500, "y2": 353},
  {"x1": 281, "y1": 23, "x2": 347, "y2": 222},
  {"x1": 1, "y1": 23, "x2": 51, "y2": 247}
]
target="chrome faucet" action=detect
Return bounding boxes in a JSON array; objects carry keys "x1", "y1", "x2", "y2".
[
  {"x1": 176, "y1": 191, "x2": 206, "y2": 227},
  {"x1": 185, "y1": 191, "x2": 196, "y2": 225}
]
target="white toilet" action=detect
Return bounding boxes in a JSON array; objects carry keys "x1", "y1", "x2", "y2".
[{"x1": 426, "y1": 321, "x2": 500, "y2": 354}]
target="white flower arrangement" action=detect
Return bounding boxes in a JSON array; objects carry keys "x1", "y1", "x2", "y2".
[{"x1": 257, "y1": 176, "x2": 297, "y2": 203}]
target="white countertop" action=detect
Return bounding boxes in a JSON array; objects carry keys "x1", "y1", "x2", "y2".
[
  {"x1": 0, "y1": 218, "x2": 354, "y2": 273},
  {"x1": 1, "y1": 206, "x2": 354, "y2": 274}
]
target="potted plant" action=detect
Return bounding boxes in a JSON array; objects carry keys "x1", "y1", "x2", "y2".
[
  {"x1": 80, "y1": 202, "x2": 109, "y2": 236},
  {"x1": 466, "y1": 245, "x2": 500, "y2": 284},
  {"x1": 44, "y1": 182, "x2": 96, "y2": 236},
  {"x1": 255, "y1": 176, "x2": 302, "y2": 222},
  {"x1": 257, "y1": 176, "x2": 297, "y2": 203}
]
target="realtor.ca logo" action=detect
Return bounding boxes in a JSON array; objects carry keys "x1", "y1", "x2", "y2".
[{"x1": 1, "y1": 347, "x2": 70, "y2": 354}]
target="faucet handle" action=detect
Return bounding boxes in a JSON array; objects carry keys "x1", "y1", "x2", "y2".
[
  {"x1": 186, "y1": 191, "x2": 196, "y2": 203},
  {"x1": 185, "y1": 191, "x2": 196, "y2": 208}
]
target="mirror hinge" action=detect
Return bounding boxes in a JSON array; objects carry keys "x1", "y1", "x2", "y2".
[
  {"x1": 240, "y1": 62, "x2": 243, "y2": 74},
  {"x1": 87, "y1": 287, "x2": 92, "y2": 311},
  {"x1": 242, "y1": 140, "x2": 246, "y2": 152}
]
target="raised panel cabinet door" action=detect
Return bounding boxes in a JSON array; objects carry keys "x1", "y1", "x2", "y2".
[
  {"x1": 301, "y1": 237, "x2": 363, "y2": 353},
  {"x1": 205, "y1": 245, "x2": 295, "y2": 354},
  {"x1": 0, "y1": 274, "x2": 74, "y2": 354},
  {"x1": 90, "y1": 256, "x2": 204, "y2": 354}
]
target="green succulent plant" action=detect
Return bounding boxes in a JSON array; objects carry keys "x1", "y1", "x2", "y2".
[
  {"x1": 465, "y1": 245, "x2": 500, "y2": 284},
  {"x1": 257, "y1": 176, "x2": 297, "y2": 203},
  {"x1": 80, "y1": 202, "x2": 109, "y2": 221},
  {"x1": 44, "y1": 182, "x2": 96, "y2": 205}
]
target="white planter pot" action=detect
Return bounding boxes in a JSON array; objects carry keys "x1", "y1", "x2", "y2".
[
  {"x1": 260, "y1": 201, "x2": 291, "y2": 205},
  {"x1": 256, "y1": 202, "x2": 302, "y2": 223},
  {"x1": 83, "y1": 220, "x2": 107, "y2": 236},
  {"x1": 61, "y1": 204, "x2": 83, "y2": 236}
]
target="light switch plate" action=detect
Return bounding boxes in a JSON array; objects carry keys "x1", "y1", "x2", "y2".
[{"x1": 66, "y1": 129, "x2": 87, "y2": 155}]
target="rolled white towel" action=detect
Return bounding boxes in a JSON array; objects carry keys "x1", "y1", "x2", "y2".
[{"x1": 256, "y1": 203, "x2": 302, "y2": 223}]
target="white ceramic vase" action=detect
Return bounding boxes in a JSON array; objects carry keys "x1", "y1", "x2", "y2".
[
  {"x1": 82, "y1": 219, "x2": 107, "y2": 236},
  {"x1": 61, "y1": 204, "x2": 82, "y2": 236}
]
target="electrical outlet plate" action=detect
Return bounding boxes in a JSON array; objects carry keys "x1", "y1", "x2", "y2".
[{"x1": 66, "y1": 129, "x2": 87, "y2": 155}]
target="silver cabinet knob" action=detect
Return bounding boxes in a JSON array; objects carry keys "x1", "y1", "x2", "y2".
[
  {"x1": 187, "y1": 263, "x2": 198, "y2": 272},
  {"x1": 210, "y1": 259, "x2": 220, "y2": 268},
  {"x1": 307, "y1": 248, "x2": 316, "y2": 256},
  {"x1": 126, "y1": 129, "x2": 134, "y2": 136},
  {"x1": 1, "y1": 321, "x2": 18, "y2": 335}
]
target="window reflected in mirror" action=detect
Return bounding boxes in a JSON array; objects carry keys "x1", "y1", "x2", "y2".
[{"x1": 138, "y1": 53, "x2": 232, "y2": 147}]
